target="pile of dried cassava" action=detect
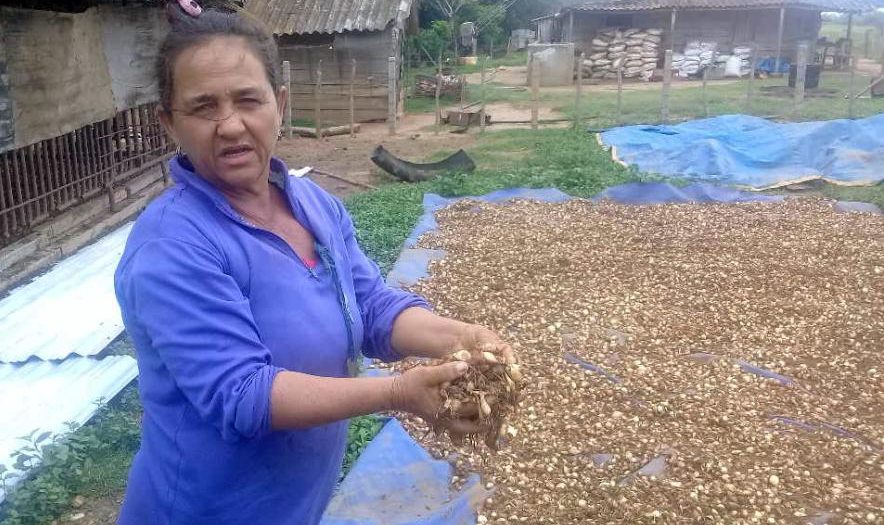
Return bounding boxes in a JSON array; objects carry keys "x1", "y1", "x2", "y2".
[{"x1": 397, "y1": 198, "x2": 883, "y2": 525}]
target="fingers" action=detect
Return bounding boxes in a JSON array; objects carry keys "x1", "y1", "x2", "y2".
[{"x1": 424, "y1": 361, "x2": 469, "y2": 386}]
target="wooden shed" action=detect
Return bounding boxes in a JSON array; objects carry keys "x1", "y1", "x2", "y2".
[
  {"x1": 539, "y1": 0, "x2": 877, "y2": 68},
  {"x1": 245, "y1": 0, "x2": 419, "y2": 125}
]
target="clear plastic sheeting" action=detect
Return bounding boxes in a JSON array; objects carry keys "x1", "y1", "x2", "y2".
[
  {"x1": 0, "y1": 223, "x2": 132, "y2": 362},
  {"x1": 600, "y1": 114, "x2": 884, "y2": 190},
  {"x1": 0, "y1": 355, "x2": 138, "y2": 502}
]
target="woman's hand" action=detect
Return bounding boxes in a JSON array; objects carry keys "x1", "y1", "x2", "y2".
[
  {"x1": 453, "y1": 324, "x2": 518, "y2": 366},
  {"x1": 390, "y1": 361, "x2": 482, "y2": 435}
]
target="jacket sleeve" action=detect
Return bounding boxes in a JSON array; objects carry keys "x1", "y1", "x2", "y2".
[
  {"x1": 118, "y1": 238, "x2": 283, "y2": 443},
  {"x1": 335, "y1": 200, "x2": 430, "y2": 362}
]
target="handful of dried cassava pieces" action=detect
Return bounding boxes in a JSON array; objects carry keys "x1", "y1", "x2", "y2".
[{"x1": 437, "y1": 345, "x2": 522, "y2": 450}]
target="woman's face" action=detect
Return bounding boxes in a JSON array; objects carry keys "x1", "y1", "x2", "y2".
[{"x1": 159, "y1": 36, "x2": 286, "y2": 193}]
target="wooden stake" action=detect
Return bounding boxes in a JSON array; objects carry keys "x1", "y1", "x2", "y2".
[
  {"x1": 848, "y1": 55, "x2": 856, "y2": 118},
  {"x1": 282, "y1": 60, "x2": 293, "y2": 139},
  {"x1": 702, "y1": 66, "x2": 709, "y2": 118},
  {"x1": 435, "y1": 53, "x2": 442, "y2": 135},
  {"x1": 662, "y1": 49, "x2": 673, "y2": 124},
  {"x1": 774, "y1": 7, "x2": 785, "y2": 75},
  {"x1": 746, "y1": 45, "x2": 756, "y2": 113},
  {"x1": 616, "y1": 64, "x2": 623, "y2": 124},
  {"x1": 480, "y1": 57, "x2": 487, "y2": 133},
  {"x1": 531, "y1": 55, "x2": 540, "y2": 130},
  {"x1": 575, "y1": 52, "x2": 585, "y2": 130},
  {"x1": 315, "y1": 60, "x2": 323, "y2": 140},
  {"x1": 388, "y1": 56, "x2": 397, "y2": 135},
  {"x1": 350, "y1": 59, "x2": 357, "y2": 138},
  {"x1": 795, "y1": 42, "x2": 807, "y2": 110}
]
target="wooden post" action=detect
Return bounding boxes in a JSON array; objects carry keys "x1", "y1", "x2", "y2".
[
  {"x1": 846, "y1": 14, "x2": 853, "y2": 67},
  {"x1": 794, "y1": 42, "x2": 807, "y2": 110},
  {"x1": 864, "y1": 29, "x2": 871, "y2": 59},
  {"x1": 460, "y1": 73, "x2": 466, "y2": 111},
  {"x1": 746, "y1": 45, "x2": 756, "y2": 113},
  {"x1": 568, "y1": 10, "x2": 575, "y2": 43},
  {"x1": 349, "y1": 59, "x2": 357, "y2": 138},
  {"x1": 774, "y1": 7, "x2": 785, "y2": 76},
  {"x1": 282, "y1": 61, "x2": 293, "y2": 139},
  {"x1": 480, "y1": 58, "x2": 487, "y2": 133},
  {"x1": 848, "y1": 55, "x2": 856, "y2": 118},
  {"x1": 490, "y1": 38, "x2": 494, "y2": 61},
  {"x1": 702, "y1": 66, "x2": 709, "y2": 117},
  {"x1": 574, "y1": 52, "x2": 585, "y2": 130},
  {"x1": 314, "y1": 60, "x2": 322, "y2": 140},
  {"x1": 616, "y1": 64, "x2": 623, "y2": 124},
  {"x1": 388, "y1": 56, "x2": 397, "y2": 135},
  {"x1": 661, "y1": 49, "x2": 673, "y2": 123},
  {"x1": 531, "y1": 55, "x2": 540, "y2": 130},
  {"x1": 435, "y1": 54, "x2": 442, "y2": 135}
]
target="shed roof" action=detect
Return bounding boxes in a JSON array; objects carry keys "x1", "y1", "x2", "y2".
[
  {"x1": 244, "y1": 0, "x2": 414, "y2": 35},
  {"x1": 566, "y1": 0, "x2": 879, "y2": 12}
]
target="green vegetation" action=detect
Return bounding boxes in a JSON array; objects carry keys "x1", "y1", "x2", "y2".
[
  {"x1": 0, "y1": 387, "x2": 141, "y2": 525},
  {"x1": 341, "y1": 416, "x2": 385, "y2": 478}
]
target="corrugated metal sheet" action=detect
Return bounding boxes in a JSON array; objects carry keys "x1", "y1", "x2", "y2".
[
  {"x1": 0, "y1": 355, "x2": 138, "y2": 502},
  {"x1": 0, "y1": 223, "x2": 132, "y2": 363},
  {"x1": 245, "y1": 0, "x2": 414, "y2": 35},
  {"x1": 568, "y1": 0, "x2": 879, "y2": 11}
]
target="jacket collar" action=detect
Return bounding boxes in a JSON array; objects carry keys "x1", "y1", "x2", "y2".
[{"x1": 169, "y1": 154, "x2": 293, "y2": 220}]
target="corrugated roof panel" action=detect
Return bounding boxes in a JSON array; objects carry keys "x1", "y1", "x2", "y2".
[
  {"x1": 0, "y1": 355, "x2": 138, "y2": 502},
  {"x1": 245, "y1": 0, "x2": 415, "y2": 35},
  {"x1": 569, "y1": 0, "x2": 878, "y2": 11},
  {"x1": 0, "y1": 223, "x2": 131, "y2": 363}
]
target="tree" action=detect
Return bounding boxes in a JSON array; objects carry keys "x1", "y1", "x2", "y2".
[{"x1": 423, "y1": 0, "x2": 470, "y2": 20}]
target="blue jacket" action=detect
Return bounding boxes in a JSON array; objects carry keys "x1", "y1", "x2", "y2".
[{"x1": 114, "y1": 156, "x2": 427, "y2": 525}]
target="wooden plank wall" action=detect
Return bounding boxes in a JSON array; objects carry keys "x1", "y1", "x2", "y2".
[{"x1": 279, "y1": 28, "x2": 398, "y2": 124}]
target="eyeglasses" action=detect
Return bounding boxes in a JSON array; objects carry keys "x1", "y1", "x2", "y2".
[{"x1": 170, "y1": 98, "x2": 271, "y2": 122}]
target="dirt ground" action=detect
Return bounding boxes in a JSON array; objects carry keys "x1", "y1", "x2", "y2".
[{"x1": 273, "y1": 98, "x2": 567, "y2": 197}]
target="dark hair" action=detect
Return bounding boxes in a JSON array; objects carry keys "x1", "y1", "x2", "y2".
[{"x1": 157, "y1": 4, "x2": 280, "y2": 111}]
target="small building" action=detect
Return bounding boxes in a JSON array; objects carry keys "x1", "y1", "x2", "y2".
[
  {"x1": 246, "y1": 0, "x2": 419, "y2": 125},
  {"x1": 536, "y1": 0, "x2": 878, "y2": 70}
]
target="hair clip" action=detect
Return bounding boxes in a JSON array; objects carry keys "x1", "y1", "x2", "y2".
[{"x1": 177, "y1": 0, "x2": 203, "y2": 17}]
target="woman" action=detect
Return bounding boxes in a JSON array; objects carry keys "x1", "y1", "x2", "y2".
[{"x1": 114, "y1": 6, "x2": 514, "y2": 525}]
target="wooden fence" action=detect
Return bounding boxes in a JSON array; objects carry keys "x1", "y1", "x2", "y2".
[{"x1": 0, "y1": 101, "x2": 173, "y2": 245}]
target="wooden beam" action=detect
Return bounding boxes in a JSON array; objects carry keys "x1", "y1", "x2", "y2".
[
  {"x1": 569, "y1": 10, "x2": 575, "y2": 43},
  {"x1": 662, "y1": 49, "x2": 673, "y2": 124}
]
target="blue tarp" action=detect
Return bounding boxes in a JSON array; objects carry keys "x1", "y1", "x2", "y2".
[
  {"x1": 756, "y1": 57, "x2": 791, "y2": 74},
  {"x1": 600, "y1": 114, "x2": 884, "y2": 190},
  {"x1": 321, "y1": 420, "x2": 486, "y2": 525},
  {"x1": 326, "y1": 183, "x2": 878, "y2": 524}
]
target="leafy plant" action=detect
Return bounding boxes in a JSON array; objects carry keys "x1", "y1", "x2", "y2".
[
  {"x1": 0, "y1": 387, "x2": 141, "y2": 525},
  {"x1": 341, "y1": 416, "x2": 385, "y2": 478}
]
